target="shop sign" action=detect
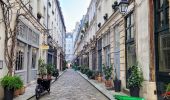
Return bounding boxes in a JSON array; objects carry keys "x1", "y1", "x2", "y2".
[{"x1": 40, "y1": 45, "x2": 49, "y2": 50}]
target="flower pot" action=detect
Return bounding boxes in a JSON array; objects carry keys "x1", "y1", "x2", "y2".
[
  {"x1": 47, "y1": 74, "x2": 52, "y2": 79},
  {"x1": 95, "y1": 76, "x2": 98, "y2": 80},
  {"x1": 130, "y1": 86, "x2": 140, "y2": 97},
  {"x1": 98, "y1": 76, "x2": 102, "y2": 82},
  {"x1": 114, "y1": 80, "x2": 121, "y2": 92},
  {"x1": 19, "y1": 86, "x2": 26, "y2": 95},
  {"x1": 4, "y1": 87, "x2": 14, "y2": 100},
  {"x1": 14, "y1": 89, "x2": 20, "y2": 97},
  {"x1": 105, "y1": 80, "x2": 112, "y2": 88}
]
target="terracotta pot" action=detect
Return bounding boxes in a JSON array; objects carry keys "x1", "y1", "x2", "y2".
[
  {"x1": 95, "y1": 76, "x2": 98, "y2": 80},
  {"x1": 98, "y1": 76, "x2": 102, "y2": 82},
  {"x1": 105, "y1": 80, "x2": 112, "y2": 88},
  {"x1": 19, "y1": 86, "x2": 25, "y2": 95},
  {"x1": 47, "y1": 74, "x2": 52, "y2": 79},
  {"x1": 14, "y1": 89, "x2": 20, "y2": 97}
]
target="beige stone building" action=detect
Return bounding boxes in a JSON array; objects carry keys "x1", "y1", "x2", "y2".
[
  {"x1": 73, "y1": 0, "x2": 170, "y2": 100},
  {"x1": 0, "y1": 0, "x2": 65, "y2": 99}
]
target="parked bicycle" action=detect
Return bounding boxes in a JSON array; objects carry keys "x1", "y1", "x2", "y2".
[{"x1": 35, "y1": 77, "x2": 51, "y2": 99}]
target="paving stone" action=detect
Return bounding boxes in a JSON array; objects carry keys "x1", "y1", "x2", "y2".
[{"x1": 34, "y1": 69, "x2": 109, "y2": 100}]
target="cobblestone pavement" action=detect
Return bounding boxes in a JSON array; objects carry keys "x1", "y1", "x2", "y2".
[{"x1": 33, "y1": 69, "x2": 109, "y2": 100}]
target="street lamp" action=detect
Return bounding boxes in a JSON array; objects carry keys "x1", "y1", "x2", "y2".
[{"x1": 112, "y1": 0, "x2": 129, "y2": 14}]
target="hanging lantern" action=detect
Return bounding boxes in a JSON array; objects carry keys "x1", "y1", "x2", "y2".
[
  {"x1": 112, "y1": 0, "x2": 129, "y2": 14},
  {"x1": 118, "y1": 0, "x2": 129, "y2": 14}
]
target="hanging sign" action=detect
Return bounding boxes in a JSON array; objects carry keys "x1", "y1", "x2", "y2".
[{"x1": 40, "y1": 45, "x2": 49, "y2": 50}]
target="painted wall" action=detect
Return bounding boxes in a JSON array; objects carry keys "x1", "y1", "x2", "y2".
[{"x1": 135, "y1": 0, "x2": 157, "y2": 99}]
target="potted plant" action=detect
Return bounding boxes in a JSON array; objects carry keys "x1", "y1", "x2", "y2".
[
  {"x1": 94, "y1": 71, "x2": 99, "y2": 80},
  {"x1": 0, "y1": 75, "x2": 20, "y2": 100},
  {"x1": 90, "y1": 70, "x2": 95, "y2": 79},
  {"x1": 19, "y1": 85, "x2": 26, "y2": 95},
  {"x1": 97, "y1": 71, "x2": 103, "y2": 82},
  {"x1": 103, "y1": 64, "x2": 113, "y2": 88},
  {"x1": 14, "y1": 76, "x2": 23, "y2": 97},
  {"x1": 113, "y1": 65, "x2": 121, "y2": 92},
  {"x1": 46, "y1": 64, "x2": 54, "y2": 79},
  {"x1": 86, "y1": 69, "x2": 94, "y2": 79},
  {"x1": 38, "y1": 59, "x2": 47, "y2": 79},
  {"x1": 128, "y1": 65, "x2": 143, "y2": 97}
]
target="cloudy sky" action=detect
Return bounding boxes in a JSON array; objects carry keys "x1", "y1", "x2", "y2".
[{"x1": 59, "y1": 0, "x2": 91, "y2": 32}]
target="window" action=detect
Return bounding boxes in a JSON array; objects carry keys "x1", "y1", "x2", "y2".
[
  {"x1": 15, "y1": 42, "x2": 25, "y2": 71},
  {"x1": 92, "y1": 48, "x2": 97, "y2": 70},
  {"x1": 155, "y1": 0, "x2": 170, "y2": 72},
  {"x1": 114, "y1": 25, "x2": 120, "y2": 79},
  {"x1": 103, "y1": 31, "x2": 110, "y2": 47},
  {"x1": 103, "y1": 30, "x2": 110, "y2": 67},
  {"x1": 155, "y1": 0, "x2": 169, "y2": 32},
  {"x1": 32, "y1": 48, "x2": 37, "y2": 69},
  {"x1": 43, "y1": 7, "x2": 46, "y2": 26},
  {"x1": 125, "y1": 12, "x2": 136, "y2": 88},
  {"x1": 105, "y1": 46, "x2": 110, "y2": 67},
  {"x1": 98, "y1": 38, "x2": 102, "y2": 72},
  {"x1": 154, "y1": 0, "x2": 170, "y2": 99}
]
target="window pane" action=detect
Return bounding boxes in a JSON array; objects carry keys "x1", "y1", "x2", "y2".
[
  {"x1": 131, "y1": 13, "x2": 134, "y2": 25},
  {"x1": 127, "y1": 17, "x2": 130, "y2": 27},
  {"x1": 159, "y1": 34, "x2": 170, "y2": 72},
  {"x1": 131, "y1": 27, "x2": 134, "y2": 39},
  {"x1": 126, "y1": 43, "x2": 136, "y2": 88},
  {"x1": 158, "y1": 0, "x2": 164, "y2": 8},
  {"x1": 127, "y1": 43, "x2": 136, "y2": 68},
  {"x1": 165, "y1": 7, "x2": 169, "y2": 26},
  {"x1": 32, "y1": 48, "x2": 37, "y2": 69},
  {"x1": 126, "y1": 29, "x2": 130, "y2": 41},
  {"x1": 15, "y1": 42, "x2": 25, "y2": 71}
]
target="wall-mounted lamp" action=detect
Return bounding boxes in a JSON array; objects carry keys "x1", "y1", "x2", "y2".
[{"x1": 112, "y1": 0, "x2": 129, "y2": 14}]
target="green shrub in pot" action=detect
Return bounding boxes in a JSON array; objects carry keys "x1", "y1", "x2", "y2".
[
  {"x1": 128, "y1": 65, "x2": 143, "y2": 97},
  {"x1": 1, "y1": 75, "x2": 23, "y2": 99}
]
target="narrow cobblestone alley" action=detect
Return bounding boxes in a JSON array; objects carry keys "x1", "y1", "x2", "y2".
[{"x1": 32, "y1": 69, "x2": 109, "y2": 100}]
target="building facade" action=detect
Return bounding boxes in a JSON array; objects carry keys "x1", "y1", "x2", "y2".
[
  {"x1": 73, "y1": 0, "x2": 170, "y2": 100},
  {"x1": 0, "y1": 0, "x2": 65, "y2": 99},
  {"x1": 65, "y1": 33, "x2": 74, "y2": 63}
]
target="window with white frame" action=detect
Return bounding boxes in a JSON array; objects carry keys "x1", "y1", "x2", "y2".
[
  {"x1": 103, "y1": 30, "x2": 110, "y2": 67},
  {"x1": 15, "y1": 42, "x2": 25, "y2": 71},
  {"x1": 32, "y1": 48, "x2": 37, "y2": 69}
]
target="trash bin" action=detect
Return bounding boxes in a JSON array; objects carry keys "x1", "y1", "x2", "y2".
[{"x1": 114, "y1": 95, "x2": 145, "y2": 100}]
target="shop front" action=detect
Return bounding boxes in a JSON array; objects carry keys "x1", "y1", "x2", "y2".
[{"x1": 15, "y1": 21, "x2": 39, "y2": 84}]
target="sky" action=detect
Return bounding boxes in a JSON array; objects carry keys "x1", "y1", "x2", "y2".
[{"x1": 59, "y1": 0, "x2": 91, "y2": 32}]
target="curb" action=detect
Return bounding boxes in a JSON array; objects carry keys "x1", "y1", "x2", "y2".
[
  {"x1": 27, "y1": 70, "x2": 67, "y2": 100},
  {"x1": 77, "y1": 71, "x2": 115, "y2": 100}
]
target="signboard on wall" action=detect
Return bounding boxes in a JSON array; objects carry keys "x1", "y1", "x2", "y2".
[{"x1": 40, "y1": 45, "x2": 49, "y2": 50}]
